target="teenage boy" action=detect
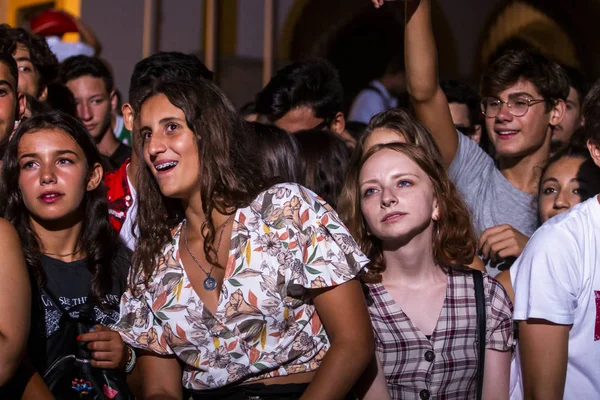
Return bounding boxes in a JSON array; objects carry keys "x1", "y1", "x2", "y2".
[
  {"x1": 401, "y1": 0, "x2": 568, "y2": 275},
  {"x1": 0, "y1": 24, "x2": 58, "y2": 101},
  {"x1": 510, "y1": 78, "x2": 600, "y2": 399},
  {"x1": 0, "y1": 37, "x2": 25, "y2": 144},
  {"x1": 59, "y1": 55, "x2": 131, "y2": 171}
]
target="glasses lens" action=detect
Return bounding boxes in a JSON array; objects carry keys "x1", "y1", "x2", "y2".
[
  {"x1": 509, "y1": 97, "x2": 529, "y2": 117},
  {"x1": 482, "y1": 98, "x2": 501, "y2": 116}
]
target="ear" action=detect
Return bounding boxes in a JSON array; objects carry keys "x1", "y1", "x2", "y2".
[
  {"x1": 549, "y1": 99, "x2": 566, "y2": 127},
  {"x1": 86, "y1": 162, "x2": 104, "y2": 191},
  {"x1": 110, "y1": 90, "x2": 118, "y2": 112},
  {"x1": 122, "y1": 103, "x2": 134, "y2": 131},
  {"x1": 587, "y1": 139, "x2": 600, "y2": 168},
  {"x1": 329, "y1": 112, "x2": 346, "y2": 135},
  {"x1": 432, "y1": 198, "x2": 440, "y2": 222},
  {"x1": 16, "y1": 91, "x2": 26, "y2": 121},
  {"x1": 38, "y1": 85, "x2": 49, "y2": 102},
  {"x1": 472, "y1": 125, "x2": 482, "y2": 145}
]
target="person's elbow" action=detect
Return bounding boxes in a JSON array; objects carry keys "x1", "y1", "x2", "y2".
[
  {"x1": 0, "y1": 334, "x2": 27, "y2": 386},
  {"x1": 407, "y1": 83, "x2": 442, "y2": 105}
]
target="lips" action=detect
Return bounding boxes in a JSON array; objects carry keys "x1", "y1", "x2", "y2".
[
  {"x1": 39, "y1": 191, "x2": 63, "y2": 204},
  {"x1": 381, "y1": 211, "x2": 407, "y2": 223},
  {"x1": 153, "y1": 160, "x2": 179, "y2": 173},
  {"x1": 495, "y1": 129, "x2": 519, "y2": 140},
  {"x1": 84, "y1": 124, "x2": 96, "y2": 132}
]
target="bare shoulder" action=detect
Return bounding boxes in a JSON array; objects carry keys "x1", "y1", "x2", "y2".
[{"x1": 0, "y1": 218, "x2": 20, "y2": 243}]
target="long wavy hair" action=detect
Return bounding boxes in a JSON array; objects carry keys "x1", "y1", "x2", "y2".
[
  {"x1": 133, "y1": 78, "x2": 268, "y2": 285},
  {"x1": 0, "y1": 111, "x2": 120, "y2": 308},
  {"x1": 340, "y1": 142, "x2": 476, "y2": 283}
]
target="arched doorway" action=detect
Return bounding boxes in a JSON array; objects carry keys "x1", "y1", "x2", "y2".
[{"x1": 477, "y1": 0, "x2": 600, "y2": 80}]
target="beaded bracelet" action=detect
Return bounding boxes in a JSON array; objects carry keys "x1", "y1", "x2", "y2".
[{"x1": 125, "y1": 346, "x2": 137, "y2": 374}]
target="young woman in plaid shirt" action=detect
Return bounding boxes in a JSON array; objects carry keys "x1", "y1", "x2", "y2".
[{"x1": 342, "y1": 140, "x2": 514, "y2": 399}]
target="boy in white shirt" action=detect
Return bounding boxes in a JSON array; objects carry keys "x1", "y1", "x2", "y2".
[{"x1": 511, "y1": 78, "x2": 600, "y2": 399}]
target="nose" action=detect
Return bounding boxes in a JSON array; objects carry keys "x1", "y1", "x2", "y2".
[
  {"x1": 380, "y1": 187, "x2": 398, "y2": 208},
  {"x1": 78, "y1": 102, "x2": 92, "y2": 122},
  {"x1": 495, "y1": 102, "x2": 514, "y2": 122},
  {"x1": 146, "y1": 132, "x2": 166, "y2": 158},
  {"x1": 553, "y1": 189, "x2": 570, "y2": 210},
  {"x1": 40, "y1": 164, "x2": 56, "y2": 185}
]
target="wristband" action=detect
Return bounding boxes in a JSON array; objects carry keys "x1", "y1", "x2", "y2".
[{"x1": 125, "y1": 346, "x2": 136, "y2": 374}]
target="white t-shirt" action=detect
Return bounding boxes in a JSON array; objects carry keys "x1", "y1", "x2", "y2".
[
  {"x1": 119, "y1": 164, "x2": 137, "y2": 251},
  {"x1": 511, "y1": 195, "x2": 600, "y2": 398}
]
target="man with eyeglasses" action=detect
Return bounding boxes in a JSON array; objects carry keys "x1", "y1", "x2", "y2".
[
  {"x1": 441, "y1": 79, "x2": 482, "y2": 145},
  {"x1": 401, "y1": 0, "x2": 568, "y2": 276}
]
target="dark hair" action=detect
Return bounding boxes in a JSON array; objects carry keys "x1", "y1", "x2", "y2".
[
  {"x1": 251, "y1": 121, "x2": 300, "y2": 183},
  {"x1": 129, "y1": 52, "x2": 213, "y2": 114},
  {"x1": 0, "y1": 34, "x2": 18, "y2": 90},
  {"x1": 384, "y1": 53, "x2": 404, "y2": 75},
  {"x1": 0, "y1": 111, "x2": 120, "y2": 309},
  {"x1": 541, "y1": 144, "x2": 598, "y2": 183},
  {"x1": 481, "y1": 48, "x2": 569, "y2": 112},
  {"x1": 255, "y1": 59, "x2": 344, "y2": 122},
  {"x1": 239, "y1": 101, "x2": 257, "y2": 119},
  {"x1": 441, "y1": 80, "x2": 481, "y2": 126},
  {"x1": 0, "y1": 24, "x2": 57, "y2": 92},
  {"x1": 340, "y1": 142, "x2": 476, "y2": 283},
  {"x1": 583, "y1": 79, "x2": 600, "y2": 146},
  {"x1": 561, "y1": 64, "x2": 589, "y2": 105},
  {"x1": 45, "y1": 82, "x2": 77, "y2": 117},
  {"x1": 345, "y1": 121, "x2": 367, "y2": 141},
  {"x1": 294, "y1": 129, "x2": 351, "y2": 208},
  {"x1": 133, "y1": 78, "x2": 268, "y2": 284},
  {"x1": 59, "y1": 55, "x2": 114, "y2": 93}
]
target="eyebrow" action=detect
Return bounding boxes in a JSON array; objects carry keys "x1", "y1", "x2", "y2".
[
  {"x1": 19, "y1": 149, "x2": 80, "y2": 160},
  {"x1": 14, "y1": 57, "x2": 32, "y2": 63},
  {"x1": 0, "y1": 79, "x2": 15, "y2": 93},
  {"x1": 508, "y1": 92, "x2": 536, "y2": 99},
  {"x1": 542, "y1": 177, "x2": 589, "y2": 185},
  {"x1": 360, "y1": 172, "x2": 419, "y2": 186}
]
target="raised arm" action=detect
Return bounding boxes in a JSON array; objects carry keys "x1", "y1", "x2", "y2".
[
  {"x1": 404, "y1": 0, "x2": 458, "y2": 166},
  {"x1": 0, "y1": 219, "x2": 30, "y2": 385}
]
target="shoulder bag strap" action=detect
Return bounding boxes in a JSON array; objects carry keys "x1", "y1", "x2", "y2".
[{"x1": 472, "y1": 270, "x2": 486, "y2": 400}]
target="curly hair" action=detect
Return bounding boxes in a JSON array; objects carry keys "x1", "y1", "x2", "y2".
[
  {"x1": 0, "y1": 24, "x2": 58, "y2": 93},
  {"x1": 133, "y1": 78, "x2": 269, "y2": 285},
  {"x1": 0, "y1": 111, "x2": 121, "y2": 309},
  {"x1": 340, "y1": 142, "x2": 476, "y2": 283}
]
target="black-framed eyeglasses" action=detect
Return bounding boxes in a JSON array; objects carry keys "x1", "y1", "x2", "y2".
[{"x1": 480, "y1": 96, "x2": 546, "y2": 118}]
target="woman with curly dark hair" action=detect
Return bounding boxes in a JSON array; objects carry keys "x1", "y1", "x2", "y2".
[
  {"x1": 341, "y1": 142, "x2": 514, "y2": 399},
  {"x1": 115, "y1": 77, "x2": 374, "y2": 399},
  {"x1": 0, "y1": 111, "x2": 134, "y2": 398}
]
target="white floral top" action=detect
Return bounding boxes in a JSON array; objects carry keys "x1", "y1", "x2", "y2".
[{"x1": 116, "y1": 184, "x2": 369, "y2": 391}]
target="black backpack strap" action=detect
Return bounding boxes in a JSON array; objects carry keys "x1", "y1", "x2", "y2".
[
  {"x1": 472, "y1": 270, "x2": 486, "y2": 400},
  {"x1": 41, "y1": 286, "x2": 69, "y2": 316}
]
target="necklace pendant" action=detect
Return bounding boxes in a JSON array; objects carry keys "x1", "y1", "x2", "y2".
[{"x1": 203, "y1": 276, "x2": 217, "y2": 291}]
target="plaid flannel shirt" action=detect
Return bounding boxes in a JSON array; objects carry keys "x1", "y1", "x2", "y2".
[{"x1": 367, "y1": 269, "x2": 514, "y2": 399}]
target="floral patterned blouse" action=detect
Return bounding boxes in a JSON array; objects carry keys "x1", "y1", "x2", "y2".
[{"x1": 116, "y1": 183, "x2": 369, "y2": 391}]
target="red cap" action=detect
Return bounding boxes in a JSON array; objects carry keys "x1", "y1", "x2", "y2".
[{"x1": 30, "y1": 10, "x2": 78, "y2": 36}]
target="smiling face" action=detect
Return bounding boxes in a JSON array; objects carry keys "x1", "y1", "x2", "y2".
[
  {"x1": 484, "y1": 79, "x2": 560, "y2": 159},
  {"x1": 140, "y1": 93, "x2": 200, "y2": 200},
  {"x1": 538, "y1": 156, "x2": 600, "y2": 223},
  {"x1": 18, "y1": 128, "x2": 102, "y2": 225},
  {"x1": 359, "y1": 148, "x2": 439, "y2": 244}
]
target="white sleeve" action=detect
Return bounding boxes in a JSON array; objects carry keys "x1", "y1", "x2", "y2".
[{"x1": 512, "y1": 225, "x2": 581, "y2": 325}]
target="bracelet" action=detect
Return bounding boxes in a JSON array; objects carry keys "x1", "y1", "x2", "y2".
[{"x1": 125, "y1": 346, "x2": 136, "y2": 374}]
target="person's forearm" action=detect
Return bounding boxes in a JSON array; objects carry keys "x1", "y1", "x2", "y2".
[
  {"x1": 301, "y1": 340, "x2": 373, "y2": 400},
  {"x1": 405, "y1": 0, "x2": 438, "y2": 102}
]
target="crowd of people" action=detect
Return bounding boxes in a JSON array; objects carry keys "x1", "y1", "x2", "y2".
[{"x1": 0, "y1": 0, "x2": 598, "y2": 399}]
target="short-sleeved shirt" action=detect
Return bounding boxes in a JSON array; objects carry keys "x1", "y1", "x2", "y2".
[
  {"x1": 511, "y1": 196, "x2": 600, "y2": 398},
  {"x1": 368, "y1": 269, "x2": 514, "y2": 399},
  {"x1": 116, "y1": 183, "x2": 369, "y2": 391},
  {"x1": 449, "y1": 131, "x2": 538, "y2": 276}
]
